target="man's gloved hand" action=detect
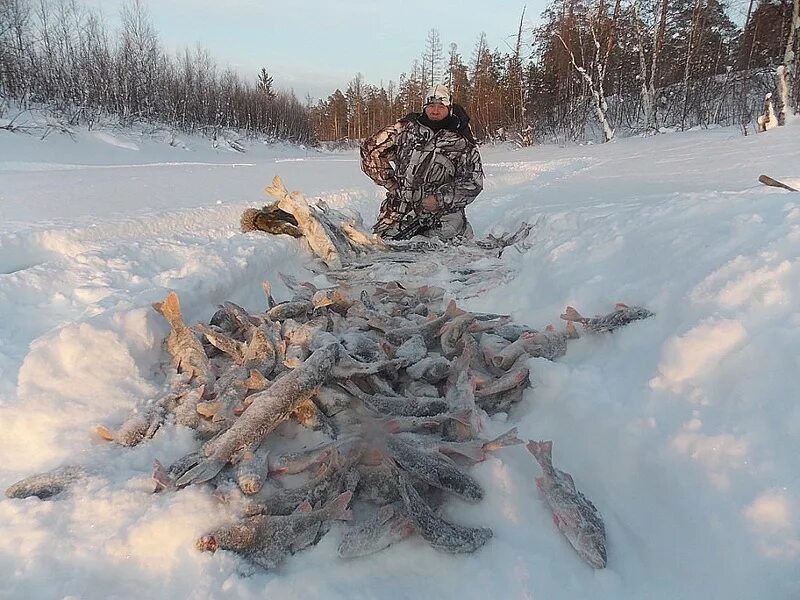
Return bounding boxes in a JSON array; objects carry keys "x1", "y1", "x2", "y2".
[{"x1": 421, "y1": 194, "x2": 439, "y2": 212}]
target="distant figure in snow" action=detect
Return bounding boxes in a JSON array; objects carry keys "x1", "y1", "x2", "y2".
[{"x1": 360, "y1": 84, "x2": 484, "y2": 241}]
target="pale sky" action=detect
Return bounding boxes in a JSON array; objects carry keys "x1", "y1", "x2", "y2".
[{"x1": 90, "y1": 0, "x2": 545, "y2": 101}]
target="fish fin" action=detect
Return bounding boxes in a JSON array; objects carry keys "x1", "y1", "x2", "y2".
[
  {"x1": 484, "y1": 427, "x2": 524, "y2": 453},
  {"x1": 293, "y1": 499, "x2": 313, "y2": 514},
  {"x1": 545, "y1": 324, "x2": 555, "y2": 332},
  {"x1": 245, "y1": 369, "x2": 268, "y2": 390},
  {"x1": 95, "y1": 425, "x2": 115, "y2": 442},
  {"x1": 264, "y1": 175, "x2": 289, "y2": 201},
  {"x1": 526, "y1": 440, "x2": 554, "y2": 464},
  {"x1": 152, "y1": 459, "x2": 175, "y2": 492},
  {"x1": 445, "y1": 299, "x2": 465, "y2": 317},
  {"x1": 262, "y1": 280, "x2": 276, "y2": 309},
  {"x1": 325, "y1": 490, "x2": 354, "y2": 520},
  {"x1": 175, "y1": 457, "x2": 227, "y2": 487},
  {"x1": 445, "y1": 442, "x2": 485, "y2": 463},
  {"x1": 565, "y1": 320, "x2": 579, "y2": 339},
  {"x1": 560, "y1": 306, "x2": 583, "y2": 322},
  {"x1": 615, "y1": 302, "x2": 629, "y2": 310},
  {"x1": 154, "y1": 292, "x2": 183, "y2": 328},
  {"x1": 449, "y1": 408, "x2": 473, "y2": 425}
]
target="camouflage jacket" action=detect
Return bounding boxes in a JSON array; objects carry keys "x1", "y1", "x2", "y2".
[{"x1": 360, "y1": 109, "x2": 484, "y2": 237}]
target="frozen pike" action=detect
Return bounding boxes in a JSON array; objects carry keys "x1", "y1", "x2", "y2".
[
  {"x1": 152, "y1": 292, "x2": 212, "y2": 385},
  {"x1": 526, "y1": 440, "x2": 607, "y2": 569},
  {"x1": 176, "y1": 343, "x2": 341, "y2": 486},
  {"x1": 385, "y1": 435, "x2": 484, "y2": 502},
  {"x1": 197, "y1": 491, "x2": 353, "y2": 570},
  {"x1": 393, "y1": 467, "x2": 492, "y2": 554},
  {"x1": 5, "y1": 465, "x2": 86, "y2": 500},
  {"x1": 560, "y1": 303, "x2": 654, "y2": 333},
  {"x1": 338, "y1": 502, "x2": 415, "y2": 558}
]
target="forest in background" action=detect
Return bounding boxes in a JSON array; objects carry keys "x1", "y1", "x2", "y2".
[{"x1": 1, "y1": 0, "x2": 798, "y2": 145}]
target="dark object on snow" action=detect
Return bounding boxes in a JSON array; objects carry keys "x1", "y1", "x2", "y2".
[
  {"x1": 758, "y1": 174, "x2": 798, "y2": 192},
  {"x1": 240, "y1": 205, "x2": 303, "y2": 237}
]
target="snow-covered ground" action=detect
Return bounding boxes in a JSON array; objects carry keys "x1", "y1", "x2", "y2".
[{"x1": 1, "y1": 121, "x2": 799, "y2": 599}]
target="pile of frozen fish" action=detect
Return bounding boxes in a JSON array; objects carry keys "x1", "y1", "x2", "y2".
[
  {"x1": 5, "y1": 272, "x2": 652, "y2": 571},
  {"x1": 5, "y1": 176, "x2": 655, "y2": 572}
]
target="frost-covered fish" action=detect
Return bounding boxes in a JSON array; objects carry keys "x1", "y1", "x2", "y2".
[
  {"x1": 393, "y1": 467, "x2": 492, "y2": 554},
  {"x1": 400, "y1": 427, "x2": 523, "y2": 463},
  {"x1": 338, "y1": 501, "x2": 415, "y2": 558},
  {"x1": 152, "y1": 292, "x2": 212, "y2": 385},
  {"x1": 474, "y1": 354, "x2": 530, "y2": 399},
  {"x1": 247, "y1": 444, "x2": 362, "y2": 516},
  {"x1": 176, "y1": 343, "x2": 341, "y2": 486},
  {"x1": 560, "y1": 303, "x2": 654, "y2": 333},
  {"x1": 197, "y1": 491, "x2": 353, "y2": 570},
  {"x1": 493, "y1": 322, "x2": 577, "y2": 369},
  {"x1": 267, "y1": 300, "x2": 312, "y2": 321},
  {"x1": 194, "y1": 323, "x2": 245, "y2": 363},
  {"x1": 385, "y1": 435, "x2": 484, "y2": 502},
  {"x1": 341, "y1": 381, "x2": 448, "y2": 417},
  {"x1": 5, "y1": 465, "x2": 86, "y2": 500},
  {"x1": 96, "y1": 389, "x2": 185, "y2": 446},
  {"x1": 526, "y1": 440, "x2": 607, "y2": 569}
]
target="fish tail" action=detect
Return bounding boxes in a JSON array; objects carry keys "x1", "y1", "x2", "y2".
[
  {"x1": 264, "y1": 175, "x2": 289, "y2": 201},
  {"x1": 445, "y1": 299, "x2": 466, "y2": 317},
  {"x1": 323, "y1": 490, "x2": 354, "y2": 521},
  {"x1": 95, "y1": 424, "x2": 115, "y2": 442},
  {"x1": 526, "y1": 440, "x2": 553, "y2": 466},
  {"x1": 153, "y1": 292, "x2": 184, "y2": 329},
  {"x1": 484, "y1": 427, "x2": 524, "y2": 453},
  {"x1": 560, "y1": 306, "x2": 584, "y2": 323},
  {"x1": 175, "y1": 456, "x2": 227, "y2": 487}
]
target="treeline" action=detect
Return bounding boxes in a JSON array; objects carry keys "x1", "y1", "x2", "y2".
[
  {"x1": 0, "y1": 0, "x2": 313, "y2": 143},
  {"x1": 310, "y1": 0, "x2": 799, "y2": 143}
]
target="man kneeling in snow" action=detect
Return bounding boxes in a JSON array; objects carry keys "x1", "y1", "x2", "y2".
[{"x1": 360, "y1": 84, "x2": 484, "y2": 241}]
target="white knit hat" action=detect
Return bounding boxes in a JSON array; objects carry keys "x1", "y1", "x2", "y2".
[{"x1": 424, "y1": 84, "x2": 451, "y2": 107}]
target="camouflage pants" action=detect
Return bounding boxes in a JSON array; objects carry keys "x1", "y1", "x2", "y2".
[{"x1": 373, "y1": 190, "x2": 472, "y2": 241}]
